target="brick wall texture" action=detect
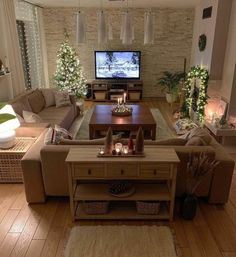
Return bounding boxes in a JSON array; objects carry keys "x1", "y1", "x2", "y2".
[{"x1": 43, "y1": 8, "x2": 194, "y2": 97}]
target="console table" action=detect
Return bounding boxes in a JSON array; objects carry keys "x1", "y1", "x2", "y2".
[{"x1": 66, "y1": 146, "x2": 180, "y2": 221}]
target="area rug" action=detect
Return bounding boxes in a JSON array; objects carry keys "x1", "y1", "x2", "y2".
[
  {"x1": 76, "y1": 107, "x2": 174, "y2": 140},
  {"x1": 64, "y1": 225, "x2": 178, "y2": 257}
]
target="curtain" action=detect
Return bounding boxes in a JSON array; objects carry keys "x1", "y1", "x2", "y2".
[
  {"x1": 38, "y1": 7, "x2": 49, "y2": 88},
  {"x1": 0, "y1": 0, "x2": 26, "y2": 98}
]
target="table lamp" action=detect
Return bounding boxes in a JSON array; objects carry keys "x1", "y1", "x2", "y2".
[{"x1": 0, "y1": 104, "x2": 20, "y2": 149}]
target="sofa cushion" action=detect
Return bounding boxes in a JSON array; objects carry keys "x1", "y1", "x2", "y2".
[
  {"x1": 185, "y1": 136, "x2": 206, "y2": 146},
  {"x1": 28, "y1": 89, "x2": 45, "y2": 113},
  {"x1": 55, "y1": 91, "x2": 71, "y2": 108},
  {"x1": 38, "y1": 105, "x2": 74, "y2": 129},
  {"x1": 11, "y1": 96, "x2": 32, "y2": 116},
  {"x1": 44, "y1": 126, "x2": 72, "y2": 145},
  {"x1": 23, "y1": 110, "x2": 43, "y2": 123},
  {"x1": 41, "y1": 88, "x2": 56, "y2": 107}
]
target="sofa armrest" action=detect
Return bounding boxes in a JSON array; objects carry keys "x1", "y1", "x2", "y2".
[{"x1": 21, "y1": 131, "x2": 46, "y2": 203}]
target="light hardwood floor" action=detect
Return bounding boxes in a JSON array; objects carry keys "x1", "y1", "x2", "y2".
[{"x1": 0, "y1": 98, "x2": 236, "y2": 257}]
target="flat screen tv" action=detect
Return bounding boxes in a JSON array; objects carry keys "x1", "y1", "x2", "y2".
[{"x1": 95, "y1": 51, "x2": 141, "y2": 79}]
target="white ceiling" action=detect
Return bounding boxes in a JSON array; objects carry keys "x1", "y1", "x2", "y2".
[{"x1": 29, "y1": 0, "x2": 198, "y2": 8}]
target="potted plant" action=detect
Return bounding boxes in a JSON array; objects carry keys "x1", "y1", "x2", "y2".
[
  {"x1": 158, "y1": 71, "x2": 185, "y2": 103},
  {"x1": 180, "y1": 152, "x2": 219, "y2": 220}
]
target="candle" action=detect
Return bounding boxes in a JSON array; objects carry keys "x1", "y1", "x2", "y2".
[
  {"x1": 99, "y1": 147, "x2": 105, "y2": 155},
  {"x1": 115, "y1": 143, "x2": 123, "y2": 153},
  {"x1": 123, "y1": 146, "x2": 129, "y2": 154},
  {"x1": 124, "y1": 93, "x2": 126, "y2": 104}
]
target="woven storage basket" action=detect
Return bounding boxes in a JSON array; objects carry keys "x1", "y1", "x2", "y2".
[
  {"x1": 94, "y1": 92, "x2": 106, "y2": 100},
  {"x1": 82, "y1": 201, "x2": 109, "y2": 215},
  {"x1": 129, "y1": 92, "x2": 141, "y2": 100},
  {"x1": 136, "y1": 201, "x2": 160, "y2": 215}
]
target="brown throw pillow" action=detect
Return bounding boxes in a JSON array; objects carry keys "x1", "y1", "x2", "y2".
[
  {"x1": 41, "y1": 88, "x2": 57, "y2": 107},
  {"x1": 28, "y1": 89, "x2": 45, "y2": 113}
]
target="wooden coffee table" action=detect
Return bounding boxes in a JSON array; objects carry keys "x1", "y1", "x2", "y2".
[{"x1": 89, "y1": 105, "x2": 156, "y2": 140}]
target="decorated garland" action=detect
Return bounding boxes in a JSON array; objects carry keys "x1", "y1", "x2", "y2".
[{"x1": 185, "y1": 66, "x2": 209, "y2": 123}]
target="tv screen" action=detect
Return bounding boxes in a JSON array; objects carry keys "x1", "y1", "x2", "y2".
[{"x1": 95, "y1": 51, "x2": 141, "y2": 79}]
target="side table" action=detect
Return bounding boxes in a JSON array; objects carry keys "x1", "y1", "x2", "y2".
[{"x1": 0, "y1": 137, "x2": 36, "y2": 183}]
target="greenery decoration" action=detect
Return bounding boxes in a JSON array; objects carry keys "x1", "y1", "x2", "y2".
[
  {"x1": 158, "y1": 71, "x2": 185, "y2": 95},
  {"x1": 198, "y1": 34, "x2": 207, "y2": 52},
  {"x1": 0, "y1": 103, "x2": 16, "y2": 125},
  {"x1": 54, "y1": 33, "x2": 87, "y2": 99},
  {"x1": 184, "y1": 66, "x2": 209, "y2": 123}
]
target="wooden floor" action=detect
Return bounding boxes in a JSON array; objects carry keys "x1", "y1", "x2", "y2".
[{"x1": 1, "y1": 98, "x2": 236, "y2": 257}]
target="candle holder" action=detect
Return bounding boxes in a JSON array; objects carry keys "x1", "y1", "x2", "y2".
[{"x1": 111, "y1": 103, "x2": 132, "y2": 117}]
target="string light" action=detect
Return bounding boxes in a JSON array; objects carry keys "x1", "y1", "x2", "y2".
[{"x1": 184, "y1": 66, "x2": 209, "y2": 124}]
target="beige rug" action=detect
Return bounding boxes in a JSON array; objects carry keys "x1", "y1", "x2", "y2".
[{"x1": 65, "y1": 226, "x2": 178, "y2": 257}]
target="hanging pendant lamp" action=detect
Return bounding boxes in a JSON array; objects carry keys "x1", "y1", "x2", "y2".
[
  {"x1": 76, "y1": 0, "x2": 86, "y2": 44},
  {"x1": 98, "y1": 10, "x2": 107, "y2": 44},
  {"x1": 144, "y1": 11, "x2": 155, "y2": 45}
]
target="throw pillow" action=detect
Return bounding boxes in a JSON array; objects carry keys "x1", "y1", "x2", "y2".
[
  {"x1": 23, "y1": 110, "x2": 43, "y2": 123},
  {"x1": 185, "y1": 136, "x2": 206, "y2": 146},
  {"x1": 41, "y1": 88, "x2": 57, "y2": 107},
  {"x1": 11, "y1": 96, "x2": 32, "y2": 116},
  {"x1": 28, "y1": 89, "x2": 45, "y2": 113},
  {"x1": 55, "y1": 91, "x2": 71, "y2": 108},
  {"x1": 16, "y1": 114, "x2": 25, "y2": 124},
  {"x1": 44, "y1": 126, "x2": 72, "y2": 145}
]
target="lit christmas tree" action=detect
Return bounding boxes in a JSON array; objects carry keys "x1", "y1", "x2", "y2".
[{"x1": 54, "y1": 34, "x2": 87, "y2": 98}]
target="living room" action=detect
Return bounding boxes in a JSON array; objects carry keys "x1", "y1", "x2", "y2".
[{"x1": 0, "y1": 0, "x2": 236, "y2": 256}]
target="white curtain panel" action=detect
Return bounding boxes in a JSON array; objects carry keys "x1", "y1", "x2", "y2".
[
  {"x1": 38, "y1": 7, "x2": 49, "y2": 88},
  {"x1": 144, "y1": 11, "x2": 155, "y2": 45},
  {"x1": 122, "y1": 11, "x2": 133, "y2": 45},
  {"x1": 76, "y1": 11, "x2": 86, "y2": 44},
  {"x1": 98, "y1": 10, "x2": 107, "y2": 45},
  {"x1": 0, "y1": 0, "x2": 25, "y2": 98}
]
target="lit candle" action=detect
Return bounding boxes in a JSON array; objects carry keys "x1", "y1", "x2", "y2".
[
  {"x1": 123, "y1": 146, "x2": 129, "y2": 154},
  {"x1": 99, "y1": 147, "x2": 105, "y2": 155},
  {"x1": 124, "y1": 93, "x2": 126, "y2": 104},
  {"x1": 115, "y1": 143, "x2": 123, "y2": 153}
]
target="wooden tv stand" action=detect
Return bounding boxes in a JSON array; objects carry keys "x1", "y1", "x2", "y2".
[
  {"x1": 90, "y1": 79, "x2": 143, "y2": 102},
  {"x1": 66, "y1": 146, "x2": 180, "y2": 221}
]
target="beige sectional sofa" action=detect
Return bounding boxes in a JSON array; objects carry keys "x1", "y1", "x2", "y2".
[
  {"x1": 21, "y1": 128, "x2": 235, "y2": 205},
  {"x1": 10, "y1": 89, "x2": 78, "y2": 130}
]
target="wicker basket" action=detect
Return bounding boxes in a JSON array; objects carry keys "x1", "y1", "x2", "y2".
[
  {"x1": 82, "y1": 201, "x2": 109, "y2": 215},
  {"x1": 94, "y1": 92, "x2": 106, "y2": 100},
  {"x1": 129, "y1": 92, "x2": 141, "y2": 100},
  {"x1": 136, "y1": 201, "x2": 161, "y2": 215}
]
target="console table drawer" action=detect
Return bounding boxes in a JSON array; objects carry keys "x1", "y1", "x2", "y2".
[
  {"x1": 106, "y1": 164, "x2": 138, "y2": 177},
  {"x1": 139, "y1": 164, "x2": 170, "y2": 178},
  {"x1": 73, "y1": 164, "x2": 104, "y2": 178}
]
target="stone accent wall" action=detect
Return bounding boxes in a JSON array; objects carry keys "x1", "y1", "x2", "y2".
[{"x1": 43, "y1": 8, "x2": 194, "y2": 97}]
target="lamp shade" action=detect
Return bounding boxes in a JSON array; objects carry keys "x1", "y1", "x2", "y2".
[
  {"x1": 0, "y1": 105, "x2": 20, "y2": 133},
  {"x1": 98, "y1": 10, "x2": 107, "y2": 44},
  {"x1": 76, "y1": 11, "x2": 86, "y2": 44},
  {"x1": 144, "y1": 11, "x2": 155, "y2": 45}
]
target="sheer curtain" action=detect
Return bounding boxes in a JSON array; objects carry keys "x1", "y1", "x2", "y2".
[
  {"x1": 0, "y1": 0, "x2": 26, "y2": 98},
  {"x1": 15, "y1": 0, "x2": 48, "y2": 89}
]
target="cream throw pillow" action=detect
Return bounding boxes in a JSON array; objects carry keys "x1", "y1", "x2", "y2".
[
  {"x1": 23, "y1": 110, "x2": 43, "y2": 123},
  {"x1": 55, "y1": 92, "x2": 71, "y2": 108}
]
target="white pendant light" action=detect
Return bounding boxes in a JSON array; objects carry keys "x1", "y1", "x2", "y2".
[
  {"x1": 76, "y1": 0, "x2": 86, "y2": 44},
  {"x1": 98, "y1": 10, "x2": 107, "y2": 44},
  {"x1": 108, "y1": 24, "x2": 113, "y2": 40},
  {"x1": 144, "y1": 11, "x2": 155, "y2": 45},
  {"x1": 122, "y1": 10, "x2": 133, "y2": 45}
]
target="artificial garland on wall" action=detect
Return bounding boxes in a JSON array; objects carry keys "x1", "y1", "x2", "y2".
[{"x1": 185, "y1": 66, "x2": 209, "y2": 123}]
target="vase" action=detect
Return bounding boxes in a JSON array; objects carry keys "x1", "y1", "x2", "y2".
[
  {"x1": 180, "y1": 193, "x2": 198, "y2": 220},
  {"x1": 104, "y1": 127, "x2": 113, "y2": 154},
  {"x1": 135, "y1": 127, "x2": 144, "y2": 154}
]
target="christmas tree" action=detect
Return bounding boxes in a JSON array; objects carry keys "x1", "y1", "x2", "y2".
[{"x1": 54, "y1": 34, "x2": 87, "y2": 98}]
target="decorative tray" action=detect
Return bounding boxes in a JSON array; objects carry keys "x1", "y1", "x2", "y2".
[
  {"x1": 97, "y1": 153, "x2": 145, "y2": 158},
  {"x1": 111, "y1": 111, "x2": 132, "y2": 117}
]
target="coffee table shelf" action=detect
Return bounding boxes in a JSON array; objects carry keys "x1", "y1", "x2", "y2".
[{"x1": 73, "y1": 183, "x2": 171, "y2": 201}]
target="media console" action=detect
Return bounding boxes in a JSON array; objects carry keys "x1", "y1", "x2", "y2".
[{"x1": 87, "y1": 80, "x2": 143, "y2": 102}]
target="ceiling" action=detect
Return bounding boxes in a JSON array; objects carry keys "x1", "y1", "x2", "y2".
[{"x1": 29, "y1": 0, "x2": 198, "y2": 8}]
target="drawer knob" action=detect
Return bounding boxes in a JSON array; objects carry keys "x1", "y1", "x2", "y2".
[
  {"x1": 153, "y1": 169, "x2": 157, "y2": 175},
  {"x1": 88, "y1": 169, "x2": 91, "y2": 175},
  {"x1": 121, "y1": 169, "x2": 124, "y2": 175}
]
